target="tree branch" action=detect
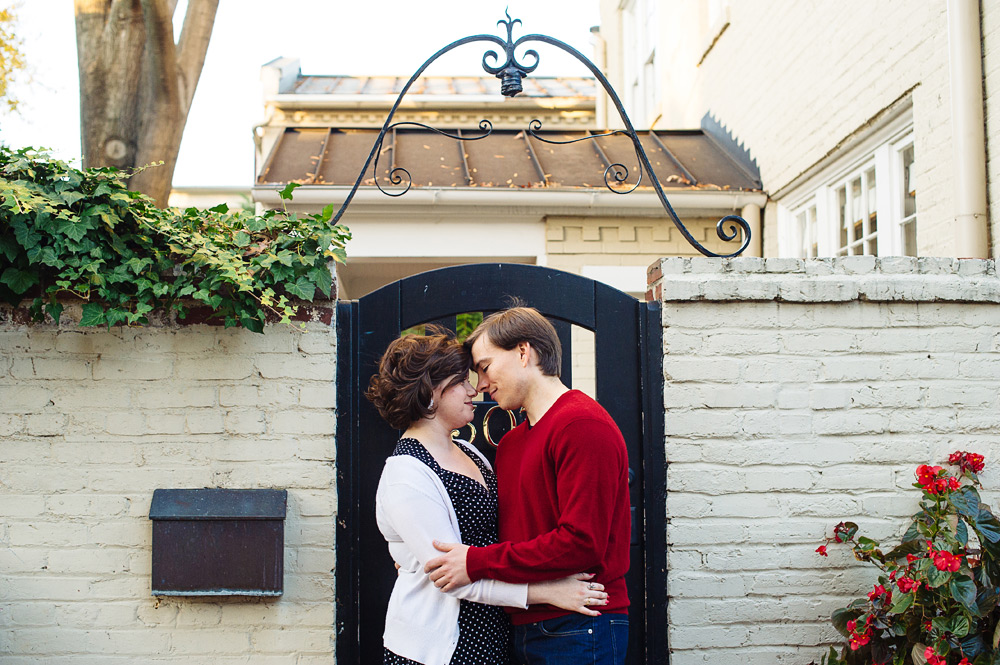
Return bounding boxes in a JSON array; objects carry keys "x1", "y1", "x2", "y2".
[{"x1": 175, "y1": 0, "x2": 218, "y2": 116}]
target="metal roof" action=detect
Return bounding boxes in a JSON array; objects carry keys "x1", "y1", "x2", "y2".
[{"x1": 257, "y1": 127, "x2": 762, "y2": 191}]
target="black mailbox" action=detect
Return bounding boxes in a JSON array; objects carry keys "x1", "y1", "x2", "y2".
[{"x1": 148, "y1": 488, "x2": 286, "y2": 597}]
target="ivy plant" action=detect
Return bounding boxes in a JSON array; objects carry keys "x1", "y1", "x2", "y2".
[{"x1": 0, "y1": 146, "x2": 350, "y2": 333}]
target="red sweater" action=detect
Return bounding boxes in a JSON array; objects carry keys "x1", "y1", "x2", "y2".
[{"x1": 466, "y1": 390, "x2": 631, "y2": 624}]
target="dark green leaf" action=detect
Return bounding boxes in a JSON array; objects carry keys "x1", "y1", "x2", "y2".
[
  {"x1": 950, "y1": 486, "x2": 981, "y2": 518},
  {"x1": 13, "y1": 220, "x2": 41, "y2": 249},
  {"x1": 44, "y1": 302, "x2": 64, "y2": 323},
  {"x1": 0, "y1": 234, "x2": 19, "y2": 261},
  {"x1": 278, "y1": 182, "x2": 300, "y2": 200},
  {"x1": 234, "y1": 231, "x2": 250, "y2": 247},
  {"x1": 1, "y1": 267, "x2": 39, "y2": 294},
  {"x1": 889, "y1": 591, "x2": 914, "y2": 613},
  {"x1": 959, "y1": 633, "x2": 985, "y2": 660},
  {"x1": 976, "y1": 509, "x2": 1000, "y2": 543},
  {"x1": 310, "y1": 265, "x2": 332, "y2": 297},
  {"x1": 901, "y1": 521, "x2": 922, "y2": 543},
  {"x1": 926, "y1": 566, "x2": 952, "y2": 588},
  {"x1": 209, "y1": 203, "x2": 229, "y2": 213},
  {"x1": 831, "y1": 607, "x2": 861, "y2": 638},
  {"x1": 239, "y1": 311, "x2": 264, "y2": 333},
  {"x1": 943, "y1": 613, "x2": 970, "y2": 638},
  {"x1": 885, "y1": 539, "x2": 924, "y2": 561},
  {"x1": 956, "y1": 518, "x2": 969, "y2": 546},
  {"x1": 976, "y1": 585, "x2": 1000, "y2": 615},
  {"x1": 285, "y1": 275, "x2": 315, "y2": 301},
  {"x1": 949, "y1": 576, "x2": 978, "y2": 614},
  {"x1": 79, "y1": 303, "x2": 104, "y2": 327}
]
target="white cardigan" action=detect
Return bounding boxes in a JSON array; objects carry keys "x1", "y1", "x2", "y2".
[{"x1": 375, "y1": 439, "x2": 528, "y2": 665}]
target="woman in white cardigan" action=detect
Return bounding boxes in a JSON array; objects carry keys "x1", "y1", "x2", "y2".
[{"x1": 367, "y1": 328, "x2": 608, "y2": 665}]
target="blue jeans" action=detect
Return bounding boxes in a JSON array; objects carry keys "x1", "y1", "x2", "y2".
[{"x1": 512, "y1": 614, "x2": 629, "y2": 665}]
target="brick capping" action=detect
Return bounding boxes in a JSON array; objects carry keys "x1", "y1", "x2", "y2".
[
  {"x1": 646, "y1": 257, "x2": 1000, "y2": 303},
  {"x1": 0, "y1": 297, "x2": 336, "y2": 328}
]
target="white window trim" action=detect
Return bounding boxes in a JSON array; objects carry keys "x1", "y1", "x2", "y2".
[{"x1": 777, "y1": 107, "x2": 914, "y2": 258}]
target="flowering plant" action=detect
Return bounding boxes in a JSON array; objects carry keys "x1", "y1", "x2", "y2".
[{"x1": 813, "y1": 452, "x2": 1000, "y2": 665}]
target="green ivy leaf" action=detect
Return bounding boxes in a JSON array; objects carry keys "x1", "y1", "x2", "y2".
[
  {"x1": 310, "y1": 265, "x2": 333, "y2": 297},
  {"x1": 234, "y1": 231, "x2": 250, "y2": 247},
  {"x1": 12, "y1": 219, "x2": 41, "y2": 250},
  {"x1": 321, "y1": 202, "x2": 335, "y2": 221},
  {"x1": 278, "y1": 182, "x2": 301, "y2": 200},
  {"x1": 45, "y1": 302, "x2": 64, "y2": 323},
  {"x1": 285, "y1": 275, "x2": 315, "y2": 301},
  {"x1": 0, "y1": 234, "x2": 20, "y2": 261},
  {"x1": 79, "y1": 303, "x2": 104, "y2": 327},
  {"x1": 209, "y1": 203, "x2": 229, "y2": 213},
  {"x1": 0, "y1": 267, "x2": 39, "y2": 294}
]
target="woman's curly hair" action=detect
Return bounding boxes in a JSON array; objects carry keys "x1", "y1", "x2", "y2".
[{"x1": 365, "y1": 326, "x2": 472, "y2": 431}]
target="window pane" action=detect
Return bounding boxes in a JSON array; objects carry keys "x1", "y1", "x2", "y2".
[
  {"x1": 851, "y1": 177, "x2": 863, "y2": 253},
  {"x1": 902, "y1": 145, "x2": 916, "y2": 218},
  {"x1": 838, "y1": 187, "x2": 848, "y2": 252},
  {"x1": 903, "y1": 220, "x2": 917, "y2": 256}
]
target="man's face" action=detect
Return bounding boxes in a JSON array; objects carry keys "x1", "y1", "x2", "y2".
[{"x1": 470, "y1": 334, "x2": 527, "y2": 411}]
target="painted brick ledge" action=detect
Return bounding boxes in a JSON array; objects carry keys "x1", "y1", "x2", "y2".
[{"x1": 645, "y1": 257, "x2": 1000, "y2": 303}]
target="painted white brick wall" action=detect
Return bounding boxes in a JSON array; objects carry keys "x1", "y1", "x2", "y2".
[
  {"x1": 0, "y1": 315, "x2": 338, "y2": 663},
  {"x1": 650, "y1": 257, "x2": 1000, "y2": 664}
]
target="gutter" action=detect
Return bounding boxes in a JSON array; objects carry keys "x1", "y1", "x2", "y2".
[
  {"x1": 946, "y1": 0, "x2": 989, "y2": 258},
  {"x1": 252, "y1": 185, "x2": 767, "y2": 213}
]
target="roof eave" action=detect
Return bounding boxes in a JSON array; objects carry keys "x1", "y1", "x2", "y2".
[{"x1": 252, "y1": 185, "x2": 767, "y2": 212}]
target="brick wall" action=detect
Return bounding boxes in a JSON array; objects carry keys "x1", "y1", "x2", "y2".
[
  {"x1": 648, "y1": 256, "x2": 1000, "y2": 664},
  {"x1": 0, "y1": 310, "x2": 338, "y2": 663}
]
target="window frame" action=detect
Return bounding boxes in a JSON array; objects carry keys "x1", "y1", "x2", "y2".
[{"x1": 778, "y1": 110, "x2": 915, "y2": 258}]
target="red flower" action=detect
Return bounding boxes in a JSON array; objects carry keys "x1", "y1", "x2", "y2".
[
  {"x1": 816, "y1": 545, "x2": 828, "y2": 557},
  {"x1": 846, "y1": 619, "x2": 856, "y2": 632},
  {"x1": 957, "y1": 658, "x2": 971, "y2": 665},
  {"x1": 932, "y1": 550, "x2": 961, "y2": 572},
  {"x1": 916, "y1": 464, "x2": 945, "y2": 486},
  {"x1": 867, "y1": 584, "x2": 888, "y2": 601},
  {"x1": 924, "y1": 646, "x2": 946, "y2": 665},
  {"x1": 923, "y1": 620, "x2": 934, "y2": 632},
  {"x1": 849, "y1": 632, "x2": 871, "y2": 650},
  {"x1": 897, "y1": 576, "x2": 921, "y2": 593},
  {"x1": 950, "y1": 451, "x2": 985, "y2": 474},
  {"x1": 906, "y1": 553, "x2": 920, "y2": 563}
]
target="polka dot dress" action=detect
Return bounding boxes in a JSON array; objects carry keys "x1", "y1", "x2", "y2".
[{"x1": 383, "y1": 437, "x2": 511, "y2": 665}]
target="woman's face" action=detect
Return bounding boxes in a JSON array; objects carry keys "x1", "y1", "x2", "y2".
[{"x1": 431, "y1": 375, "x2": 477, "y2": 430}]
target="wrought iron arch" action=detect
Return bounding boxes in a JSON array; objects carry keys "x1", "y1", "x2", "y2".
[{"x1": 330, "y1": 11, "x2": 751, "y2": 258}]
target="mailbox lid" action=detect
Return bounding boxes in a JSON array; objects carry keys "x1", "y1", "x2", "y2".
[{"x1": 149, "y1": 488, "x2": 287, "y2": 521}]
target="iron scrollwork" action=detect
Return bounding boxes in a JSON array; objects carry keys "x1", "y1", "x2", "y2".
[{"x1": 331, "y1": 11, "x2": 751, "y2": 258}]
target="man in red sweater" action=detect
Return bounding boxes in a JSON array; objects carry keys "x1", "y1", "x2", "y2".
[{"x1": 425, "y1": 306, "x2": 631, "y2": 665}]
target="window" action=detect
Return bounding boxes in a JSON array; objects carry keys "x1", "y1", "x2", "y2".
[
  {"x1": 778, "y1": 114, "x2": 916, "y2": 258},
  {"x1": 623, "y1": 0, "x2": 658, "y2": 127}
]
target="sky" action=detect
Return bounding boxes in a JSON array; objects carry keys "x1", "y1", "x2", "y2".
[{"x1": 1, "y1": 0, "x2": 602, "y2": 187}]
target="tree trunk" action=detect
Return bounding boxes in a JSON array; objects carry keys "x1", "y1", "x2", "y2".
[{"x1": 73, "y1": 0, "x2": 218, "y2": 207}]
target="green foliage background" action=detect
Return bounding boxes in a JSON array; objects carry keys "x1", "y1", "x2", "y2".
[{"x1": 0, "y1": 146, "x2": 350, "y2": 332}]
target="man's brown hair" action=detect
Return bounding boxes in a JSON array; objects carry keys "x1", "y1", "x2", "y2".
[{"x1": 465, "y1": 305, "x2": 562, "y2": 377}]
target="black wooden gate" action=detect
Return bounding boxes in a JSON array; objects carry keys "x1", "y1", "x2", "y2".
[{"x1": 335, "y1": 263, "x2": 665, "y2": 664}]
